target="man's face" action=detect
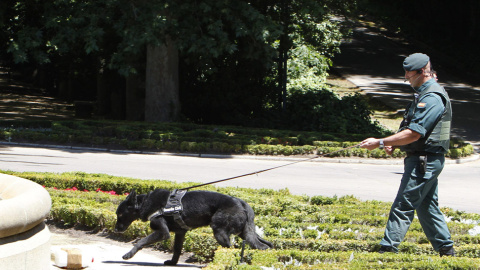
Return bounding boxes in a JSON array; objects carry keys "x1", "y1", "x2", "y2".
[
  {"x1": 404, "y1": 69, "x2": 422, "y2": 86},
  {"x1": 404, "y1": 62, "x2": 432, "y2": 87}
]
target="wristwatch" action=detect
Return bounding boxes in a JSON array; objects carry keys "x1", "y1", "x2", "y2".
[{"x1": 379, "y1": 139, "x2": 384, "y2": 149}]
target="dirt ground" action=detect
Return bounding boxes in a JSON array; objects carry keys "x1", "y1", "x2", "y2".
[
  {"x1": 0, "y1": 69, "x2": 74, "y2": 121},
  {"x1": 47, "y1": 220, "x2": 201, "y2": 267}
]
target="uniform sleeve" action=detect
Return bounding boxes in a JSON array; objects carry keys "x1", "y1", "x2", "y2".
[{"x1": 407, "y1": 93, "x2": 445, "y2": 137}]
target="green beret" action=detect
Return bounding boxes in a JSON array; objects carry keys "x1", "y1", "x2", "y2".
[{"x1": 403, "y1": 53, "x2": 429, "y2": 71}]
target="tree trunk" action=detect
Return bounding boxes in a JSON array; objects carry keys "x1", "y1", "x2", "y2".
[
  {"x1": 96, "y1": 69, "x2": 111, "y2": 117},
  {"x1": 145, "y1": 38, "x2": 180, "y2": 122},
  {"x1": 125, "y1": 72, "x2": 145, "y2": 121},
  {"x1": 58, "y1": 65, "x2": 75, "y2": 102},
  {"x1": 97, "y1": 66, "x2": 127, "y2": 119}
]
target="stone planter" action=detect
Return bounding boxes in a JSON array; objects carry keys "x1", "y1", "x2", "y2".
[{"x1": 0, "y1": 174, "x2": 52, "y2": 270}]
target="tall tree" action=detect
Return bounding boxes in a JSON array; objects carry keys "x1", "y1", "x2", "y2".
[
  {"x1": 145, "y1": 40, "x2": 179, "y2": 122},
  {"x1": 3, "y1": 0, "x2": 353, "y2": 123}
]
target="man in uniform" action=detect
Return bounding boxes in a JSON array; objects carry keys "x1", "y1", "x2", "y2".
[{"x1": 360, "y1": 53, "x2": 455, "y2": 256}]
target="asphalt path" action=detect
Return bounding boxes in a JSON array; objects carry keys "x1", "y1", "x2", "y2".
[{"x1": 1, "y1": 145, "x2": 479, "y2": 214}]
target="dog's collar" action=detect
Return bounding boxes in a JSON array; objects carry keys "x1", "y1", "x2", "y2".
[{"x1": 148, "y1": 210, "x2": 163, "y2": 221}]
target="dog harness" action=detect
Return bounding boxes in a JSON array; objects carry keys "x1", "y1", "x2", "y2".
[{"x1": 148, "y1": 189, "x2": 190, "y2": 230}]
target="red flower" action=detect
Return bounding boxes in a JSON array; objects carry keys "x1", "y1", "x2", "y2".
[{"x1": 49, "y1": 186, "x2": 120, "y2": 196}]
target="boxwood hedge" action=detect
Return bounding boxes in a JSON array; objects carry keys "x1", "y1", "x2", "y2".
[
  {"x1": 0, "y1": 120, "x2": 474, "y2": 159},
  {"x1": 3, "y1": 170, "x2": 480, "y2": 269}
]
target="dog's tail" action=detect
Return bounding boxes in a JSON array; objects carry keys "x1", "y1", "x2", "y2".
[{"x1": 241, "y1": 200, "x2": 273, "y2": 250}]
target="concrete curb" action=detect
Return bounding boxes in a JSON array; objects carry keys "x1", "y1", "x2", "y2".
[{"x1": 0, "y1": 141, "x2": 477, "y2": 166}]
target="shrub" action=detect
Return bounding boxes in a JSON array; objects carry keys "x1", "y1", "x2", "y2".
[
  {"x1": 184, "y1": 232, "x2": 220, "y2": 262},
  {"x1": 285, "y1": 88, "x2": 385, "y2": 134},
  {"x1": 310, "y1": 195, "x2": 336, "y2": 205},
  {"x1": 4, "y1": 170, "x2": 480, "y2": 268},
  {"x1": 0, "y1": 120, "x2": 474, "y2": 160}
]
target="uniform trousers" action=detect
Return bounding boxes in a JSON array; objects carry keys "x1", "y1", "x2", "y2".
[{"x1": 380, "y1": 154, "x2": 454, "y2": 252}]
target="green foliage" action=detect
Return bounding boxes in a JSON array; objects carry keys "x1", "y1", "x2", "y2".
[
  {"x1": 0, "y1": 119, "x2": 474, "y2": 159},
  {"x1": 447, "y1": 137, "x2": 476, "y2": 159},
  {"x1": 0, "y1": 120, "x2": 372, "y2": 154},
  {"x1": 207, "y1": 249, "x2": 480, "y2": 270},
  {"x1": 4, "y1": 170, "x2": 480, "y2": 268},
  {"x1": 284, "y1": 87, "x2": 384, "y2": 134},
  {"x1": 184, "y1": 232, "x2": 220, "y2": 262},
  {"x1": 5, "y1": 0, "x2": 281, "y2": 68},
  {"x1": 286, "y1": 18, "x2": 343, "y2": 89},
  {"x1": 310, "y1": 195, "x2": 336, "y2": 206},
  {"x1": 2, "y1": 0, "x2": 361, "y2": 129}
]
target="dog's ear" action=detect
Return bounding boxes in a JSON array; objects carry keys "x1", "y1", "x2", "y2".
[{"x1": 126, "y1": 189, "x2": 137, "y2": 205}]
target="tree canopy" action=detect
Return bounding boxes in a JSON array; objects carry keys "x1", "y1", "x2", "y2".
[{"x1": 2, "y1": 0, "x2": 387, "y2": 134}]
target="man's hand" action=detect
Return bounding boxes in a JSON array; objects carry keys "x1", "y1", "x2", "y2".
[
  {"x1": 360, "y1": 129, "x2": 420, "y2": 154},
  {"x1": 360, "y1": 138, "x2": 394, "y2": 155},
  {"x1": 360, "y1": 137, "x2": 380, "y2": 151},
  {"x1": 384, "y1": 146, "x2": 394, "y2": 156}
]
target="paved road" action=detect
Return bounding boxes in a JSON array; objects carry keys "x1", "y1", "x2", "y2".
[{"x1": 1, "y1": 145, "x2": 479, "y2": 214}]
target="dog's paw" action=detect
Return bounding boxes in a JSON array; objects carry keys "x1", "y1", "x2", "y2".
[
  {"x1": 122, "y1": 252, "x2": 134, "y2": 260},
  {"x1": 164, "y1": 260, "x2": 178, "y2": 266}
]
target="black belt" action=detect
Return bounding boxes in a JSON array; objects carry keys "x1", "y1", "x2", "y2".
[
  {"x1": 406, "y1": 151, "x2": 443, "y2": 157},
  {"x1": 406, "y1": 152, "x2": 443, "y2": 174}
]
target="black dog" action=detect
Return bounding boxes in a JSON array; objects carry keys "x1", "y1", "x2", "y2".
[{"x1": 114, "y1": 189, "x2": 272, "y2": 265}]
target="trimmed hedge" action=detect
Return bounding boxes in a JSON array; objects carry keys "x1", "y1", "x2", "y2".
[
  {"x1": 206, "y1": 249, "x2": 480, "y2": 269},
  {"x1": 0, "y1": 120, "x2": 474, "y2": 158},
  {"x1": 4, "y1": 170, "x2": 480, "y2": 268}
]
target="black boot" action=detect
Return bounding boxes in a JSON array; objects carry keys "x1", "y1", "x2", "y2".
[
  {"x1": 439, "y1": 246, "x2": 455, "y2": 257},
  {"x1": 378, "y1": 246, "x2": 397, "y2": 254}
]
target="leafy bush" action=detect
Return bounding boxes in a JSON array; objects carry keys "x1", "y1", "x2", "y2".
[
  {"x1": 207, "y1": 249, "x2": 480, "y2": 270},
  {"x1": 4, "y1": 170, "x2": 480, "y2": 268},
  {"x1": 284, "y1": 87, "x2": 384, "y2": 134},
  {"x1": 0, "y1": 120, "x2": 473, "y2": 159},
  {"x1": 448, "y1": 140, "x2": 475, "y2": 159},
  {"x1": 310, "y1": 195, "x2": 336, "y2": 206}
]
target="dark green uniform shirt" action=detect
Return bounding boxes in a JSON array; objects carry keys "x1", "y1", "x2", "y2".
[
  {"x1": 400, "y1": 78, "x2": 451, "y2": 154},
  {"x1": 407, "y1": 79, "x2": 445, "y2": 138}
]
